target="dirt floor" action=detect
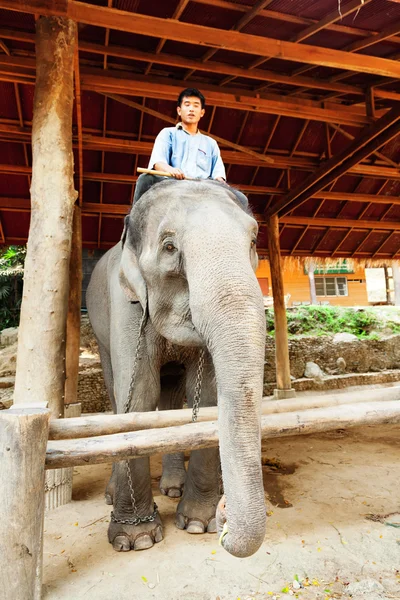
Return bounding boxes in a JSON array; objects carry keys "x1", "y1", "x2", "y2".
[{"x1": 42, "y1": 421, "x2": 400, "y2": 600}]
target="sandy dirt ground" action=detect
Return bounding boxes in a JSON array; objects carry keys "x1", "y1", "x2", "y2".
[{"x1": 42, "y1": 422, "x2": 400, "y2": 600}]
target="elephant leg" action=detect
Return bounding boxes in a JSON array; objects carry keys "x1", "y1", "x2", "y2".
[
  {"x1": 97, "y1": 340, "x2": 117, "y2": 505},
  {"x1": 108, "y1": 337, "x2": 163, "y2": 552},
  {"x1": 176, "y1": 353, "x2": 220, "y2": 534},
  {"x1": 159, "y1": 362, "x2": 187, "y2": 498}
]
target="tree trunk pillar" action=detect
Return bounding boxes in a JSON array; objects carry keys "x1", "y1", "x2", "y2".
[
  {"x1": 392, "y1": 262, "x2": 400, "y2": 306},
  {"x1": 0, "y1": 408, "x2": 50, "y2": 600},
  {"x1": 13, "y1": 17, "x2": 78, "y2": 418},
  {"x1": 266, "y1": 215, "x2": 296, "y2": 400},
  {"x1": 308, "y1": 259, "x2": 317, "y2": 305}
]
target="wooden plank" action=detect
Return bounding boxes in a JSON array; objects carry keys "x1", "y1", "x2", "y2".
[
  {"x1": 279, "y1": 216, "x2": 400, "y2": 231},
  {"x1": 46, "y1": 401, "x2": 400, "y2": 468},
  {"x1": 266, "y1": 106, "x2": 400, "y2": 218},
  {"x1": 49, "y1": 387, "x2": 400, "y2": 440},
  {"x1": 2, "y1": 1, "x2": 400, "y2": 78},
  {"x1": 2, "y1": 27, "x2": 400, "y2": 101}
]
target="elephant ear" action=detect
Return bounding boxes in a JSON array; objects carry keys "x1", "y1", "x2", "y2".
[{"x1": 119, "y1": 215, "x2": 148, "y2": 309}]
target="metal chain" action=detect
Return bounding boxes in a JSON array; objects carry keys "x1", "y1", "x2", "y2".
[
  {"x1": 192, "y1": 348, "x2": 205, "y2": 422},
  {"x1": 111, "y1": 308, "x2": 158, "y2": 526}
]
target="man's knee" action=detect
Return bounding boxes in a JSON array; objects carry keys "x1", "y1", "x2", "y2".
[{"x1": 133, "y1": 173, "x2": 166, "y2": 204}]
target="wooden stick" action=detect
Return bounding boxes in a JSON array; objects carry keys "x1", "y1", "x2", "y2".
[
  {"x1": 49, "y1": 386, "x2": 400, "y2": 440},
  {"x1": 137, "y1": 167, "x2": 197, "y2": 181},
  {"x1": 46, "y1": 400, "x2": 400, "y2": 469},
  {"x1": 0, "y1": 408, "x2": 50, "y2": 599}
]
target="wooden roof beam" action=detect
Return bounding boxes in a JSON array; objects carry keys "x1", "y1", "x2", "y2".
[
  {"x1": 266, "y1": 106, "x2": 400, "y2": 218},
  {"x1": 279, "y1": 216, "x2": 400, "y2": 231},
  {"x1": 2, "y1": 1, "x2": 400, "y2": 79},
  {"x1": 1, "y1": 28, "x2": 400, "y2": 101},
  {"x1": 0, "y1": 56, "x2": 381, "y2": 126},
  {"x1": 185, "y1": 0, "x2": 274, "y2": 79}
]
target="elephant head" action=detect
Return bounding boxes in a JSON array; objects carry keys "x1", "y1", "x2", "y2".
[{"x1": 120, "y1": 179, "x2": 266, "y2": 558}]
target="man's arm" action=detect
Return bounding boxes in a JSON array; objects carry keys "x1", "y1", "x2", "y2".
[
  {"x1": 148, "y1": 128, "x2": 185, "y2": 180},
  {"x1": 210, "y1": 141, "x2": 226, "y2": 182}
]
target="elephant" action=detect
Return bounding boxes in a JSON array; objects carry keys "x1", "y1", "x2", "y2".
[{"x1": 86, "y1": 178, "x2": 267, "y2": 558}]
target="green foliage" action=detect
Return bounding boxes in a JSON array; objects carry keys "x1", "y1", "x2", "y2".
[
  {"x1": 265, "y1": 305, "x2": 400, "y2": 338},
  {"x1": 0, "y1": 245, "x2": 25, "y2": 332}
]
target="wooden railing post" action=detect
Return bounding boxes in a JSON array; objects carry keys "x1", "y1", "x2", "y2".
[
  {"x1": 0, "y1": 408, "x2": 50, "y2": 600},
  {"x1": 266, "y1": 215, "x2": 296, "y2": 399}
]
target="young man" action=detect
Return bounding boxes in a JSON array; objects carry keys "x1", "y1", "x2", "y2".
[{"x1": 134, "y1": 88, "x2": 246, "y2": 204}]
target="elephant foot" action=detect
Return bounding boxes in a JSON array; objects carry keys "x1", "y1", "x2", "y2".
[
  {"x1": 160, "y1": 453, "x2": 186, "y2": 498},
  {"x1": 175, "y1": 496, "x2": 219, "y2": 534},
  {"x1": 176, "y1": 513, "x2": 217, "y2": 534},
  {"x1": 108, "y1": 514, "x2": 163, "y2": 552}
]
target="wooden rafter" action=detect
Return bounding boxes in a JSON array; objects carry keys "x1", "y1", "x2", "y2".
[
  {"x1": 145, "y1": 0, "x2": 190, "y2": 76},
  {"x1": 99, "y1": 92, "x2": 274, "y2": 164},
  {"x1": 373, "y1": 231, "x2": 397, "y2": 258},
  {"x1": 328, "y1": 123, "x2": 398, "y2": 169},
  {"x1": 279, "y1": 216, "x2": 400, "y2": 231},
  {"x1": 0, "y1": 55, "x2": 396, "y2": 126},
  {"x1": 227, "y1": 0, "x2": 371, "y2": 87},
  {"x1": 185, "y1": 0, "x2": 273, "y2": 80},
  {"x1": 0, "y1": 216, "x2": 5, "y2": 244},
  {"x1": 2, "y1": 1, "x2": 400, "y2": 79},
  {"x1": 266, "y1": 106, "x2": 400, "y2": 218},
  {"x1": 1, "y1": 28, "x2": 400, "y2": 102}
]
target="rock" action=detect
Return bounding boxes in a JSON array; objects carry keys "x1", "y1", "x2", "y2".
[
  {"x1": 336, "y1": 357, "x2": 346, "y2": 373},
  {"x1": 0, "y1": 376, "x2": 15, "y2": 389},
  {"x1": 346, "y1": 579, "x2": 385, "y2": 597},
  {"x1": 0, "y1": 326, "x2": 18, "y2": 346},
  {"x1": 304, "y1": 361, "x2": 324, "y2": 381},
  {"x1": 333, "y1": 332, "x2": 358, "y2": 344}
]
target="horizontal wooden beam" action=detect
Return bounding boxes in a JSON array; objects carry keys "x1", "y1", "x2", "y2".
[
  {"x1": 1, "y1": 27, "x2": 397, "y2": 100},
  {"x1": 279, "y1": 216, "x2": 400, "y2": 231},
  {"x1": 45, "y1": 401, "x2": 400, "y2": 468},
  {"x1": 267, "y1": 105, "x2": 400, "y2": 217},
  {"x1": 2, "y1": 1, "x2": 400, "y2": 79},
  {"x1": 0, "y1": 56, "x2": 376, "y2": 127}
]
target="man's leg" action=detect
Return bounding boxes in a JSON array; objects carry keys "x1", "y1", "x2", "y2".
[{"x1": 133, "y1": 173, "x2": 168, "y2": 204}]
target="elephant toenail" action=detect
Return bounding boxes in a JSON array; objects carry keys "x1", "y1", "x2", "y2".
[
  {"x1": 154, "y1": 525, "x2": 163, "y2": 543},
  {"x1": 207, "y1": 517, "x2": 217, "y2": 533},
  {"x1": 133, "y1": 533, "x2": 154, "y2": 551},
  {"x1": 175, "y1": 513, "x2": 186, "y2": 530},
  {"x1": 167, "y1": 487, "x2": 182, "y2": 498},
  {"x1": 113, "y1": 535, "x2": 130, "y2": 552},
  {"x1": 105, "y1": 493, "x2": 113, "y2": 505},
  {"x1": 186, "y1": 519, "x2": 205, "y2": 534}
]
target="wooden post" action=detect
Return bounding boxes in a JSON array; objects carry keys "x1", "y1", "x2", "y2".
[
  {"x1": 0, "y1": 408, "x2": 50, "y2": 600},
  {"x1": 65, "y1": 205, "x2": 82, "y2": 408},
  {"x1": 266, "y1": 215, "x2": 296, "y2": 399},
  {"x1": 393, "y1": 262, "x2": 400, "y2": 306},
  {"x1": 13, "y1": 17, "x2": 78, "y2": 418},
  {"x1": 384, "y1": 265, "x2": 392, "y2": 304},
  {"x1": 308, "y1": 259, "x2": 317, "y2": 305}
]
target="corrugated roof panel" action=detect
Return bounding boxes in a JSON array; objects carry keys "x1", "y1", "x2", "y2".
[
  {"x1": 0, "y1": 174, "x2": 29, "y2": 198},
  {"x1": 103, "y1": 182, "x2": 133, "y2": 205},
  {"x1": 1, "y1": 210, "x2": 30, "y2": 239}
]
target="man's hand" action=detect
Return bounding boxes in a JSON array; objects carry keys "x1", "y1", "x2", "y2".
[
  {"x1": 154, "y1": 162, "x2": 185, "y2": 180},
  {"x1": 215, "y1": 177, "x2": 226, "y2": 183},
  {"x1": 168, "y1": 167, "x2": 186, "y2": 180}
]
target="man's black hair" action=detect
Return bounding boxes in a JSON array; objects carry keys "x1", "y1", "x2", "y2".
[{"x1": 177, "y1": 88, "x2": 206, "y2": 109}]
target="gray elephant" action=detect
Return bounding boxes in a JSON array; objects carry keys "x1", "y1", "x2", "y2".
[{"x1": 86, "y1": 178, "x2": 266, "y2": 558}]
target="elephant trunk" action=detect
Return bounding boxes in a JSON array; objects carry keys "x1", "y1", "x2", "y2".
[{"x1": 187, "y1": 247, "x2": 267, "y2": 558}]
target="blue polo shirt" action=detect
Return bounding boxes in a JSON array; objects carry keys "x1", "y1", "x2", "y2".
[{"x1": 148, "y1": 123, "x2": 226, "y2": 180}]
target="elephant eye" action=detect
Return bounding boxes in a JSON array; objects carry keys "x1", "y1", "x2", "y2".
[
  {"x1": 251, "y1": 238, "x2": 257, "y2": 248},
  {"x1": 164, "y1": 241, "x2": 176, "y2": 253}
]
